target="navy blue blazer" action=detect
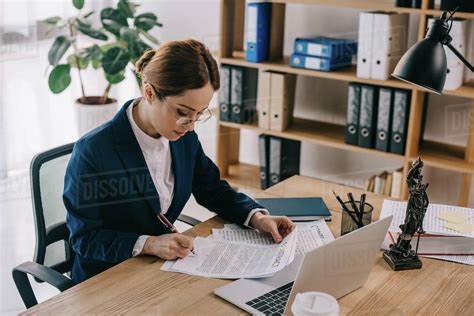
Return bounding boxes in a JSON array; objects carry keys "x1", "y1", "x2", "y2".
[{"x1": 63, "y1": 99, "x2": 262, "y2": 283}]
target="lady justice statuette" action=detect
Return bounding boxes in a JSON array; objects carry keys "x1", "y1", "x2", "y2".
[{"x1": 383, "y1": 158, "x2": 429, "y2": 271}]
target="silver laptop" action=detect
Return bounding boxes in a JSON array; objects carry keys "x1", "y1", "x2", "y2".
[{"x1": 215, "y1": 215, "x2": 393, "y2": 315}]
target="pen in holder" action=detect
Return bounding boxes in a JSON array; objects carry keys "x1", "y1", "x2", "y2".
[{"x1": 340, "y1": 201, "x2": 373, "y2": 236}]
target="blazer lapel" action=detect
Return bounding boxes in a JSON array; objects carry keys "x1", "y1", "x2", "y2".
[
  {"x1": 165, "y1": 140, "x2": 184, "y2": 223},
  {"x1": 112, "y1": 99, "x2": 162, "y2": 216}
]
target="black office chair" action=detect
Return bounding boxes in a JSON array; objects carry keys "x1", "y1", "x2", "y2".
[{"x1": 12, "y1": 143, "x2": 201, "y2": 309}]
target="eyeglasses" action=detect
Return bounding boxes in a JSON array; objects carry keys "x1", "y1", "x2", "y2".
[{"x1": 147, "y1": 83, "x2": 213, "y2": 127}]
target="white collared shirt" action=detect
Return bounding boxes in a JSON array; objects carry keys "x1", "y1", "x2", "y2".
[
  {"x1": 127, "y1": 100, "x2": 268, "y2": 256},
  {"x1": 127, "y1": 100, "x2": 174, "y2": 214}
]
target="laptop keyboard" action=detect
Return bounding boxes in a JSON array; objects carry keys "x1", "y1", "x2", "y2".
[{"x1": 245, "y1": 281, "x2": 294, "y2": 315}]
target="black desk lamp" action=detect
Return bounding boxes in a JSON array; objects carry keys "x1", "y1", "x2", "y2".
[{"x1": 392, "y1": 7, "x2": 474, "y2": 94}]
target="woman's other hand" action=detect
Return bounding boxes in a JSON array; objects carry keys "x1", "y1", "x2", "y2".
[{"x1": 249, "y1": 213, "x2": 296, "y2": 243}]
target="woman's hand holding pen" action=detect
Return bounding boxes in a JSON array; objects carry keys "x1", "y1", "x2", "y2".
[
  {"x1": 142, "y1": 234, "x2": 194, "y2": 260},
  {"x1": 250, "y1": 213, "x2": 296, "y2": 243}
]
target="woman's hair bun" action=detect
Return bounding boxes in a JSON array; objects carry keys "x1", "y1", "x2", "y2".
[{"x1": 135, "y1": 49, "x2": 157, "y2": 75}]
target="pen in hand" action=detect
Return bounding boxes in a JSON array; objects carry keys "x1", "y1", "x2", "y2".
[{"x1": 158, "y1": 213, "x2": 196, "y2": 255}]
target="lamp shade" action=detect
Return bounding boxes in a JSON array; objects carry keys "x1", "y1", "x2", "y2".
[{"x1": 392, "y1": 37, "x2": 447, "y2": 94}]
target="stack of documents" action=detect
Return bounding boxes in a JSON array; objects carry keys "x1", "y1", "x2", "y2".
[
  {"x1": 161, "y1": 220, "x2": 334, "y2": 279},
  {"x1": 380, "y1": 200, "x2": 474, "y2": 265}
]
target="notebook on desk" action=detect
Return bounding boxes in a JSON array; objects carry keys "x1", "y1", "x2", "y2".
[{"x1": 255, "y1": 197, "x2": 331, "y2": 221}]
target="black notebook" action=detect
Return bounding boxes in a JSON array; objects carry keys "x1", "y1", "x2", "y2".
[{"x1": 255, "y1": 197, "x2": 331, "y2": 221}]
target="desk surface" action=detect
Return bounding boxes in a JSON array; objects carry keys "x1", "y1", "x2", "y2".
[{"x1": 23, "y1": 176, "x2": 474, "y2": 315}]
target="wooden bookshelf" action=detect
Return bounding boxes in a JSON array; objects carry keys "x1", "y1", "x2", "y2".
[
  {"x1": 217, "y1": 0, "x2": 474, "y2": 206},
  {"x1": 220, "y1": 119, "x2": 406, "y2": 160},
  {"x1": 221, "y1": 56, "x2": 474, "y2": 99}
]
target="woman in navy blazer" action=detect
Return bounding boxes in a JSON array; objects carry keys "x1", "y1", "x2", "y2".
[{"x1": 63, "y1": 39, "x2": 295, "y2": 284}]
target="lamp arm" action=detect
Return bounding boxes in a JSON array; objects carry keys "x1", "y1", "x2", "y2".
[{"x1": 446, "y1": 43, "x2": 474, "y2": 72}]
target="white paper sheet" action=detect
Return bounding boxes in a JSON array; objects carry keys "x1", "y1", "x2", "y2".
[
  {"x1": 161, "y1": 229, "x2": 298, "y2": 279},
  {"x1": 212, "y1": 220, "x2": 334, "y2": 255},
  {"x1": 212, "y1": 227, "x2": 274, "y2": 245},
  {"x1": 380, "y1": 200, "x2": 474, "y2": 237}
]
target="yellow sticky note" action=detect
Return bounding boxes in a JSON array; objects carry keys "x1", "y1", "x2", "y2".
[
  {"x1": 444, "y1": 222, "x2": 474, "y2": 234},
  {"x1": 437, "y1": 212, "x2": 470, "y2": 224}
]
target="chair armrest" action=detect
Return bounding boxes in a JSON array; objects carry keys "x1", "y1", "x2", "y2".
[
  {"x1": 12, "y1": 261, "x2": 74, "y2": 308},
  {"x1": 177, "y1": 214, "x2": 202, "y2": 227}
]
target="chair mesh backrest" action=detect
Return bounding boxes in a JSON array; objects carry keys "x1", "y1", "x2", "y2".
[
  {"x1": 31, "y1": 143, "x2": 74, "y2": 273},
  {"x1": 38, "y1": 154, "x2": 71, "y2": 266}
]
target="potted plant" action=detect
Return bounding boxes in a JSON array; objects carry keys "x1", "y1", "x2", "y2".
[{"x1": 43, "y1": 0, "x2": 162, "y2": 135}]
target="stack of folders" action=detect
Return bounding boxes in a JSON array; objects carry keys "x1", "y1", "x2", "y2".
[
  {"x1": 257, "y1": 71, "x2": 297, "y2": 131},
  {"x1": 258, "y1": 135, "x2": 301, "y2": 190},
  {"x1": 290, "y1": 36, "x2": 357, "y2": 71},
  {"x1": 219, "y1": 65, "x2": 258, "y2": 124},
  {"x1": 345, "y1": 83, "x2": 412, "y2": 155},
  {"x1": 245, "y1": 2, "x2": 285, "y2": 62},
  {"x1": 357, "y1": 11, "x2": 409, "y2": 80},
  {"x1": 365, "y1": 168, "x2": 403, "y2": 198},
  {"x1": 428, "y1": 17, "x2": 468, "y2": 90}
]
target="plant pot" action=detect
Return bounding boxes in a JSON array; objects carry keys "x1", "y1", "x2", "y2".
[{"x1": 74, "y1": 97, "x2": 118, "y2": 136}]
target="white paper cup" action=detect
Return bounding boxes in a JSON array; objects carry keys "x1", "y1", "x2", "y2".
[{"x1": 291, "y1": 292, "x2": 339, "y2": 316}]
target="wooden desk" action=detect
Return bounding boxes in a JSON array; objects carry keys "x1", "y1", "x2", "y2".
[{"x1": 23, "y1": 176, "x2": 474, "y2": 315}]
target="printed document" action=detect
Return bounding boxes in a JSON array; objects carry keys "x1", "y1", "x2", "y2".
[
  {"x1": 212, "y1": 220, "x2": 334, "y2": 255},
  {"x1": 161, "y1": 229, "x2": 298, "y2": 279}
]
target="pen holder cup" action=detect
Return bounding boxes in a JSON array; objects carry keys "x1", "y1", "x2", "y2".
[{"x1": 340, "y1": 201, "x2": 373, "y2": 236}]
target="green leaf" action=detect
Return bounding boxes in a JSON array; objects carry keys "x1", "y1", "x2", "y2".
[
  {"x1": 102, "y1": 47, "x2": 130, "y2": 75},
  {"x1": 78, "y1": 23, "x2": 108, "y2": 40},
  {"x1": 67, "y1": 54, "x2": 89, "y2": 69},
  {"x1": 135, "y1": 41, "x2": 152, "y2": 58},
  {"x1": 84, "y1": 45, "x2": 101, "y2": 59},
  {"x1": 99, "y1": 43, "x2": 121, "y2": 54},
  {"x1": 92, "y1": 59, "x2": 102, "y2": 69},
  {"x1": 139, "y1": 29, "x2": 159, "y2": 45},
  {"x1": 119, "y1": 27, "x2": 140, "y2": 56},
  {"x1": 134, "y1": 13, "x2": 159, "y2": 31},
  {"x1": 48, "y1": 64, "x2": 71, "y2": 93},
  {"x1": 101, "y1": 8, "x2": 128, "y2": 36},
  {"x1": 73, "y1": 0, "x2": 84, "y2": 10},
  {"x1": 48, "y1": 36, "x2": 71, "y2": 66},
  {"x1": 43, "y1": 16, "x2": 62, "y2": 25},
  {"x1": 77, "y1": 17, "x2": 91, "y2": 28},
  {"x1": 120, "y1": 27, "x2": 138, "y2": 42},
  {"x1": 106, "y1": 71, "x2": 126, "y2": 84},
  {"x1": 117, "y1": 0, "x2": 135, "y2": 19},
  {"x1": 84, "y1": 45, "x2": 102, "y2": 69}
]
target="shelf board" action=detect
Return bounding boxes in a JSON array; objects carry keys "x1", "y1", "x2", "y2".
[
  {"x1": 424, "y1": 9, "x2": 474, "y2": 20},
  {"x1": 442, "y1": 81, "x2": 474, "y2": 99},
  {"x1": 220, "y1": 118, "x2": 406, "y2": 160},
  {"x1": 415, "y1": 141, "x2": 474, "y2": 174},
  {"x1": 267, "y1": 0, "x2": 474, "y2": 19},
  {"x1": 222, "y1": 56, "x2": 413, "y2": 90}
]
